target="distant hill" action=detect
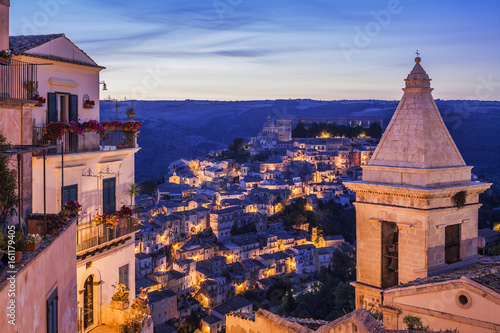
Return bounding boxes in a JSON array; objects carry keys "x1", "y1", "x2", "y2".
[{"x1": 100, "y1": 99, "x2": 500, "y2": 184}]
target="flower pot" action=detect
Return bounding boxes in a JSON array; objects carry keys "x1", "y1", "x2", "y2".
[
  {"x1": 15, "y1": 251, "x2": 23, "y2": 264},
  {"x1": 110, "y1": 300, "x2": 129, "y2": 310},
  {"x1": 27, "y1": 240, "x2": 41, "y2": 252}
]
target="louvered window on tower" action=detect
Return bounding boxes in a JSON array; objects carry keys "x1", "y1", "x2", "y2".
[{"x1": 47, "y1": 288, "x2": 58, "y2": 333}]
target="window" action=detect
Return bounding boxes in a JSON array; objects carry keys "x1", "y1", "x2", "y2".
[
  {"x1": 103, "y1": 178, "x2": 116, "y2": 215},
  {"x1": 119, "y1": 264, "x2": 129, "y2": 289},
  {"x1": 47, "y1": 288, "x2": 58, "y2": 333},
  {"x1": 445, "y1": 224, "x2": 460, "y2": 264},
  {"x1": 62, "y1": 184, "x2": 78, "y2": 205},
  {"x1": 382, "y1": 221, "x2": 398, "y2": 288}
]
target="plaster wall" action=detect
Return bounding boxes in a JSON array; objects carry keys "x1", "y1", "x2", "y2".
[
  {"x1": 0, "y1": 1, "x2": 8, "y2": 51},
  {"x1": 76, "y1": 238, "x2": 136, "y2": 325},
  {"x1": 14, "y1": 54, "x2": 101, "y2": 127},
  {"x1": 32, "y1": 148, "x2": 137, "y2": 223},
  {"x1": 0, "y1": 221, "x2": 77, "y2": 333}
]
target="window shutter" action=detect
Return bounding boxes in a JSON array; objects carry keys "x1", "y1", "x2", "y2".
[
  {"x1": 47, "y1": 288, "x2": 58, "y2": 333},
  {"x1": 103, "y1": 178, "x2": 116, "y2": 214},
  {"x1": 110, "y1": 178, "x2": 116, "y2": 214},
  {"x1": 119, "y1": 264, "x2": 129, "y2": 288},
  {"x1": 48, "y1": 93, "x2": 57, "y2": 123},
  {"x1": 53, "y1": 298, "x2": 58, "y2": 333},
  {"x1": 69, "y1": 94, "x2": 79, "y2": 122},
  {"x1": 103, "y1": 179, "x2": 109, "y2": 214}
]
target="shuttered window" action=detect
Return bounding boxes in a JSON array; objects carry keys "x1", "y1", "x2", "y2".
[
  {"x1": 47, "y1": 93, "x2": 57, "y2": 123},
  {"x1": 119, "y1": 264, "x2": 129, "y2": 289},
  {"x1": 47, "y1": 288, "x2": 58, "y2": 333},
  {"x1": 63, "y1": 184, "x2": 78, "y2": 205},
  {"x1": 103, "y1": 178, "x2": 116, "y2": 215}
]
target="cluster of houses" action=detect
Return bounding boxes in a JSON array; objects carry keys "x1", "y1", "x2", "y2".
[{"x1": 131, "y1": 122, "x2": 375, "y2": 331}]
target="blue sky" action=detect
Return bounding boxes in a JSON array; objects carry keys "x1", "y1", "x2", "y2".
[{"x1": 9, "y1": 0, "x2": 500, "y2": 100}]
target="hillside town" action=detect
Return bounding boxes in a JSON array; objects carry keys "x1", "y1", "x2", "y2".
[{"x1": 132, "y1": 115, "x2": 381, "y2": 332}]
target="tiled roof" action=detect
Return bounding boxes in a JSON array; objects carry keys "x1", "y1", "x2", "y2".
[
  {"x1": 471, "y1": 271, "x2": 500, "y2": 294},
  {"x1": 10, "y1": 34, "x2": 64, "y2": 54},
  {"x1": 203, "y1": 314, "x2": 222, "y2": 324},
  {"x1": 10, "y1": 34, "x2": 103, "y2": 68},
  {"x1": 148, "y1": 289, "x2": 176, "y2": 303},
  {"x1": 212, "y1": 295, "x2": 253, "y2": 316},
  {"x1": 154, "y1": 323, "x2": 178, "y2": 333},
  {"x1": 386, "y1": 257, "x2": 500, "y2": 293},
  {"x1": 135, "y1": 252, "x2": 152, "y2": 260}
]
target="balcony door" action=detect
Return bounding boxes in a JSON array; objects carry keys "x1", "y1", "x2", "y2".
[
  {"x1": 47, "y1": 93, "x2": 79, "y2": 151},
  {"x1": 102, "y1": 178, "x2": 116, "y2": 215},
  {"x1": 83, "y1": 275, "x2": 94, "y2": 329}
]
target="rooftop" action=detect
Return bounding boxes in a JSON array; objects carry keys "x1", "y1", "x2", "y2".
[
  {"x1": 212, "y1": 295, "x2": 253, "y2": 316},
  {"x1": 147, "y1": 289, "x2": 177, "y2": 303},
  {"x1": 386, "y1": 256, "x2": 500, "y2": 294}
]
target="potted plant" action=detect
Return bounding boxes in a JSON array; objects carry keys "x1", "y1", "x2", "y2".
[
  {"x1": 125, "y1": 106, "x2": 137, "y2": 120},
  {"x1": 62, "y1": 200, "x2": 82, "y2": 218},
  {"x1": 83, "y1": 99, "x2": 95, "y2": 108},
  {"x1": 14, "y1": 232, "x2": 26, "y2": 264},
  {"x1": 118, "y1": 317, "x2": 141, "y2": 333},
  {"x1": 0, "y1": 135, "x2": 18, "y2": 229},
  {"x1": 47, "y1": 213, "x2": 69, "y2": 234},
  {"x1": 0, "y1": 49, "x2": 12, "y2": 64},
  {"x1": 111, "y1": 283, "x2": 130, "y2": 310},
  {"x1": 131, "y1": 298, "x2": 150, "y2": 320},
  {"x1": 33, "y1": 93, "x2": 46, "y2": 107},
  {"x1": 82, "y1": 120, "x2": 105, "y2": 134},
  {"x1": 23, "y1": 80, "x2": 39, "y2": 100},
  {"x1": 92, "y1": 214, "x2": 120, "y2": 229},
  {"x1": 26, "y1": 233, "x2": 42, "y2": 252}
]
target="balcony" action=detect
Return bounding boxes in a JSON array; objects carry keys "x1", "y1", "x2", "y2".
[
  {"x1": 0, "y1": 59, "x2": 38, "y2": 101},
  {"x1": 33, "y1": 123, "x2": 139, "y2": 156},
  {"x1": 77, "y1": 218, "x2": 140, "y2": 255}
]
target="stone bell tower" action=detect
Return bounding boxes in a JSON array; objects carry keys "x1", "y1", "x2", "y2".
[{"x1": 345, "y1": 57, "x2": 491, "y2": 310}]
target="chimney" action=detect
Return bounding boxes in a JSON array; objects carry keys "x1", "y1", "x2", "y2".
[{"x1": 0, "y1": 0, "x2": 9, "y2": 51}]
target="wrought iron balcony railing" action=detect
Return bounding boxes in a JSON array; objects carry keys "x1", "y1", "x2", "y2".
[
  {"x1": 33, "y1": 126, "x2": 138, "y2": 156},
  {"x1": 0, "y1": 59, "x2": 38, "y2": 101},
  {"x1": 77, "y1": 219, "x2": 140, "y2": 253}
]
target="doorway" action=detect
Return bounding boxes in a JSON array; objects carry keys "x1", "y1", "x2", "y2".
[{"x1": 83, "y1": 275, "x2": 94, "y2": 329}]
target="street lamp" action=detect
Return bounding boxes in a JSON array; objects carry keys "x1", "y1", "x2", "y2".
[{"x1": 99, "y1": 80, "x2": 107, "y2": 90}]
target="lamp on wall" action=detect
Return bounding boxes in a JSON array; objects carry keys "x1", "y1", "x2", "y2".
[{"x1": 100, "y1": 80, "x2": 107, "y2": 90}]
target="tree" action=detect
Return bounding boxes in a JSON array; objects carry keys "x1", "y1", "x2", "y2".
[
  {"x1": 0, "y1": 134, "x2": 18, "y2": 229},
  {"x1": 138, "y1": 181, "x2": 156, "y2": 196},
  {"x1": 125, "y1": 183, "x2": 140, "y2": 205},
  {"x1": 292, "y1": 122, "x2": 308, "y2": 138},
  {"x1": 228, "y1": 137, "x2": 245, "y2": 154},
  {"x1": 403, "y1": 314, "x2": 429, "y2": 331},
  {"x1": 367, "y1": 123, "x2": 383, "y2": 138}
]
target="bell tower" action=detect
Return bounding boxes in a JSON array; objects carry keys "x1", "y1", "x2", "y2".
[{"x1": 345, "y1": 57, "x2": 491, "y2": 310}]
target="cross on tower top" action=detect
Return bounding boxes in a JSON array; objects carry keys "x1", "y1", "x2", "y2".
[{"x1": 416, "y1": 49, "x2": 420, "y2": 57}]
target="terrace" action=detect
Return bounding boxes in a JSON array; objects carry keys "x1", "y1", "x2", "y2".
[
  {"x1": 0, "y1": 59, "x2": 38, "y2": 102},
  {"x1": 32, "y1": 121, "x2": 140, "y2": 156},
  {"x1": 76, "y1": 217, "x2": 140, "y2": 258}
]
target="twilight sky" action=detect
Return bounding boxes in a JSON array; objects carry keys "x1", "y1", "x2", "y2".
[{"x1": 9, "y1": 0, "x2": 500, "y2": 101}]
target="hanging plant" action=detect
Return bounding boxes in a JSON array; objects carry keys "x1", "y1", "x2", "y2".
[{"x1": 452, "y1": 191, "x2": 467, "y2": 209}]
